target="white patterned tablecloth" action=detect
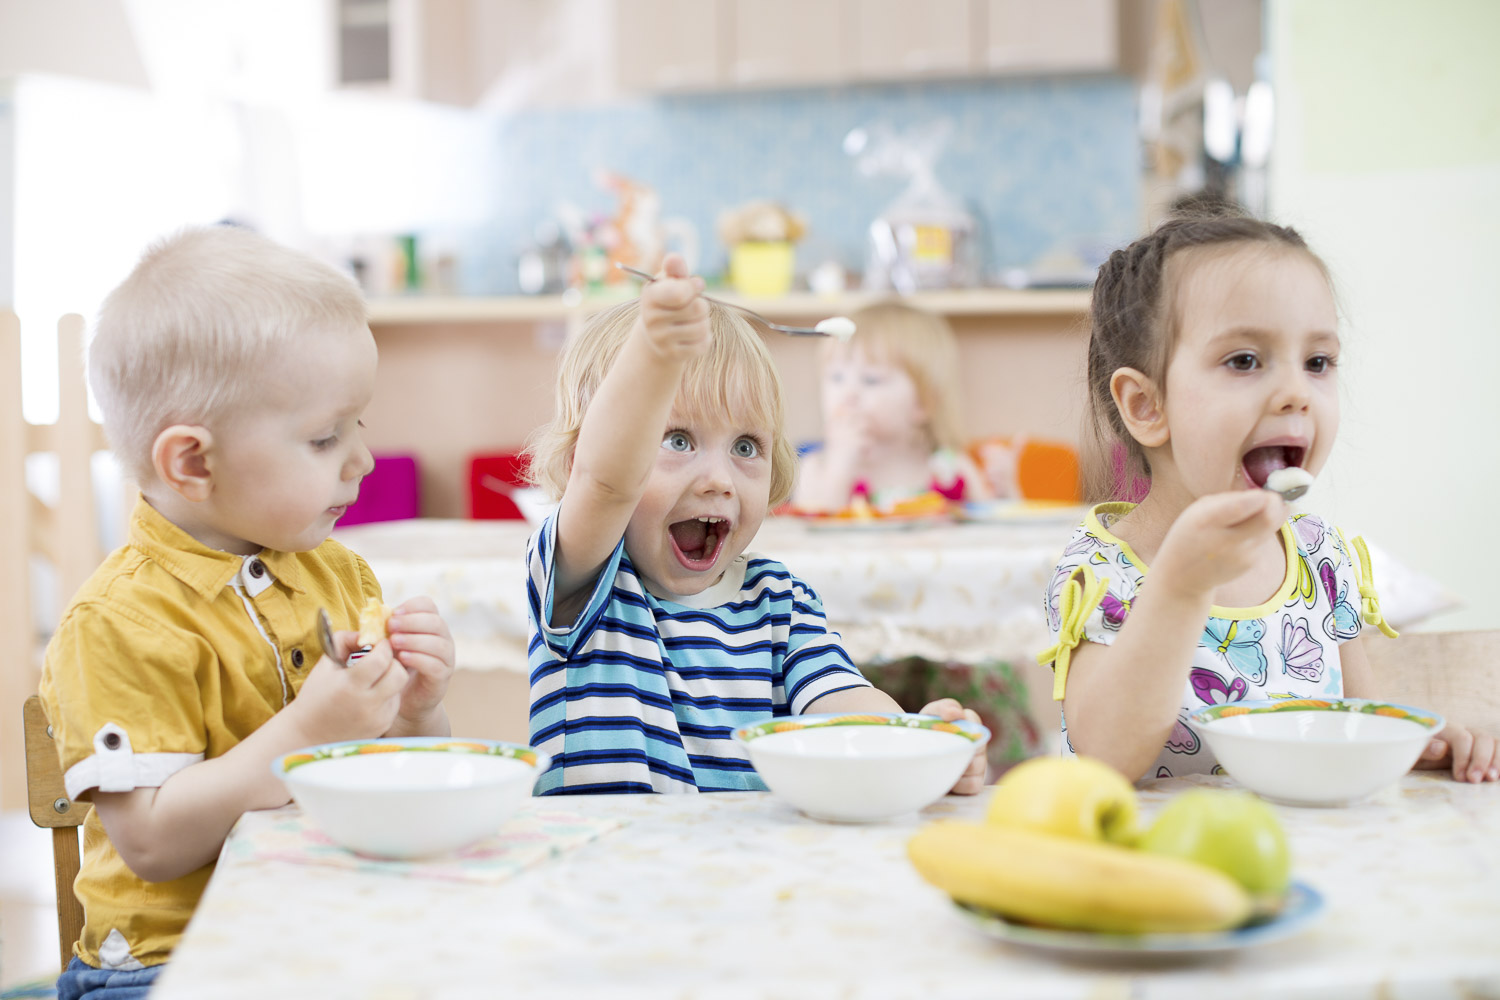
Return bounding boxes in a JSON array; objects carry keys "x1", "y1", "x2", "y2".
[{"x1": 153, "y1": 774, "x2": 1500, "y2": 1000}]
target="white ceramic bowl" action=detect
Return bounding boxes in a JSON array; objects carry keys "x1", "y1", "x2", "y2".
[
  {"x1": 733, "y1": 713, "x2": 988, "y2": 823},
  {"x1": 273, "y1": 737, "x2": 550, "y2": 858},
  {"x1": 1187, "y1": 699, "x2": 1444, "y2": 806}
]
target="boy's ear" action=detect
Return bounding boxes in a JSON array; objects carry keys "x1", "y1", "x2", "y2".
[
  {"x1": 152, "y1": 425, "x2": 215, "y2": 502},
  {"x1": 1109, "y1": 368, "x2": 1169, "y2": 449}
]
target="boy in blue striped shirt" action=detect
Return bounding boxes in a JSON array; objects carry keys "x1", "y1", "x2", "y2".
[{"x1": 522, "y1": 255, "x2": 987, "y2": 794}]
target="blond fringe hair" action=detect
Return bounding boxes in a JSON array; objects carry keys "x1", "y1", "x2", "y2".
[
  {"x1": 525, "y1": 300, "x2": 798, "y2": 507},
  {"x1": 825, "y1": 300, "x2": 967, "y2": 452},
  {"x1": 89, "y1": 226, "x2": 368, "y2": 484}
]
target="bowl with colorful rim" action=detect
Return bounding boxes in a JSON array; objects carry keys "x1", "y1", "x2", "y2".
[
  {"x1": 732, "y1": 713, "x2": 989, "y2": 823},
  {"x1": 1186, "y1": 698, "x2": 1444, "y2": 806},
  {"x1": 272, "y1": 736, "x2": 551, "y2": 859}
]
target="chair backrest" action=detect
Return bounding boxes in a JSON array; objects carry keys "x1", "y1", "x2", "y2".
[
  {"x1": 23, "y1": 693, "x2": 90, "y2": 972},
  {"x1": 1362, "y1": 630, "x2": 1500, "y2": 736}
]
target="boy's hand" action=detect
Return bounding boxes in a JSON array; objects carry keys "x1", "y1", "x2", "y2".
[
  {"x1": 921, "y1": 698, "x2": 988, "y2": 795},
  {"x1": 386, "y1": 596, "x2": 456, "y2": 735},
  {"x1": 1153, "y1": 490, "x2": 1286, "y2": 602},
  {"x1": 638, "y1": 253, "x2": 709, "y2": 362},
  {"x1": 1414, "y1": 723, "x2": 1500, "y2": 783},
  {"x1": 290, "y1": 634, "x2": 407, "y2": 746}
]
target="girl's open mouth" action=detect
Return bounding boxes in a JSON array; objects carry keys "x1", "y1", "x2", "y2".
[
  {"x1": 1241, "y1": 445, "x2": 1305, "y2": 488},
  {"x1": 668, "y1": 516, "x2": 730, "y2": 572}
]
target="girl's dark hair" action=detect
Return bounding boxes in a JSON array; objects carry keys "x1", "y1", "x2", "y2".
[{"x1": 1083, "y1": 209, "x2": 1326, "y2": 501}]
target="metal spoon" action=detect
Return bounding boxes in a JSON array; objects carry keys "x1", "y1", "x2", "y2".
[
  {"x1": 317, "y1": 608, "x2": 347, "y2": 668},
  {"x1": 1264, "y1": 467, "x2": 1314, "y2": 503},
  {"x1": 614, "y1": 263, "x2": 845, "y2": 338}
]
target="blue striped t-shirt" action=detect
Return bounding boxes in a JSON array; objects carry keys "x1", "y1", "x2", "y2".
[{"x1": 526, "y1": 513, "x2": 871, "y2": 795}]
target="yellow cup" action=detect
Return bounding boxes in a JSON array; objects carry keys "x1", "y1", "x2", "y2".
[{"x1": 729, "y1": 241, "x2": 795, "y2": 297}]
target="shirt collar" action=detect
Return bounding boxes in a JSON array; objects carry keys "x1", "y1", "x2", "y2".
[{"x1": 127, "y1": 496, "x2": 307, "y2": 600}]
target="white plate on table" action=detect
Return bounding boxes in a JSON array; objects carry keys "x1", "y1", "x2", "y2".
[
  {"x1": 955, "y1": 880, "x2": 1325, "y2": 957},
  {"x1": 958, "y1": 501, "x2": 1087, "y2": 526}
]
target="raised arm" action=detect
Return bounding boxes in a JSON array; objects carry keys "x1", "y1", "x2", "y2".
[
  {"x1": 551, "y1": 254, "x2": 710, "y2": 616},
  {"x1": 1061, "y1": 491, "x2": 1285, "y2": 780}
]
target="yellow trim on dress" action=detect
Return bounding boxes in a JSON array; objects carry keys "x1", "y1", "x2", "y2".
[
  {"x1": 1036, "y1": 565, "x2": 1109, "y2": 702},
  {"x1": 1345, "y1": 531, "x2": 1400, "y2": 638},
  {"x1": 1082, "y1": 502, "x2": 1299, "y2": 620}
]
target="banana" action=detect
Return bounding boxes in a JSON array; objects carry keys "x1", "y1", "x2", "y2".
[{"x1": 908, "y1": 821, "x2": 1253, "y2": 934}]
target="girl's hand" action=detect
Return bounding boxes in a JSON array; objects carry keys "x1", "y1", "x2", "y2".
[
  {"x1": 638, "y1": 253, "x2": 709, "y2": 361},
  {"x1": 289, "y1": 634, "x2": 408, "y2": 746},
  {"x1": 387, "y1": 596, "x2": 456, "y2": 736},
  {"x1": 921, "y1": 698, "x2": 988, "y2": 794},
  {"x1": 1153, "y1": 490, "x2": 1286, "y2": 602},
  {"x1": 1414, "y1": 723, "x2": 1500, "y2": 783}
]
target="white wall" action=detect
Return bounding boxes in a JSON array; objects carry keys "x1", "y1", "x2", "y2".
[{"x1": 1270, "y1": 0, "x2": 1500, "y2": 630}]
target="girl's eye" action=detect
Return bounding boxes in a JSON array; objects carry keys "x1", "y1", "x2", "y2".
[
  {"x1": 860, "y1": 374, "x2": 885, "y2": 387},
  {"x1": 1225, "y1": 352, "x2": 1259, "y2": 372},
  {"x1": 732, "y1": 437, "x2": 760, "y2": 459},
  {"x1": 1306, "y1": 354, "x2": 1337, "y2": 374},
  {"x1": 662, "y1": 431, "x2": 692, "y2": 453}
]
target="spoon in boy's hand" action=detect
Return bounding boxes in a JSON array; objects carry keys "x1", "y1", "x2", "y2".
[
  {"x1": 317, "y1": 608, "x2": 348, "y2": 668},
  {"x1": 1264, "y1": 467, "x2": 1314, "y2": 503},
  {"x1": 614, "y1": 262, "x2": 855, "y2": 340}
]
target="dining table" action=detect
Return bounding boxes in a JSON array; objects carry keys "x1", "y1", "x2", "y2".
[{"x1": 151, "y1": 772, "x2": 1500, "y2": 999}]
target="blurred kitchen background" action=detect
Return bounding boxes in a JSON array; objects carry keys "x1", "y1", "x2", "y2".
[{"x1": 2, "y1": 0, "x2": 1496, "y2": 635}]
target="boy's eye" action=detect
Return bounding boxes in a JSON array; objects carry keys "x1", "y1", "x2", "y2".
[
  {"x1": 662, "y1": 431, "x2": 692, "y2": 453},
  {"x1": 732, "y1": 437, "x2": 760, "y2": 459},
  {"x1": 311, "y1": 435, "x2": 338, "y2": 450},
  {"x1": 1225, "y1": 352, "x2": 1259, "y2": 372}
]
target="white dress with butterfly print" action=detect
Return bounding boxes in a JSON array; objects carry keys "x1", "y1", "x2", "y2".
[{"x1": 1042, "y1": 503, "x2": 1379, "y2": 779}]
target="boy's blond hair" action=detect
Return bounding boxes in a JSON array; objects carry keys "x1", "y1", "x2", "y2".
[
  {"x1": 89, "y1": 226, "x2": 368, "y2": 483},
  {"x1": 526, "y1": 300, "x2": 798, "y2": 507},
  {"x1": 826, "y1": 300, "x2": 967, "y2": 452}
]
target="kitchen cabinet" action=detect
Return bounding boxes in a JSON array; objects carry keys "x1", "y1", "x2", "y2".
[
  {"x1": 616, "y1": 0, "x2": 729, "y2": 92},
  {"x1": 851, "y1": 0, "x2": 977, "y2": 80},
  {"x1": 982, "y1": 0, "x2": 1118, "y2": 74},
  {"x1": 728, "y1": 0, "x2": 849, "y2": 88}
]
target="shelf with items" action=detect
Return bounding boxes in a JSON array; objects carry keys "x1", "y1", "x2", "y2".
[{"x1": 364, "y1": 288, "x2": 1092, "y2": 326}]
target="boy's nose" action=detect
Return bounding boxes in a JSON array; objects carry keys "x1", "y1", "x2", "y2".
[
  {"x1": 695, "y1": 454, "x2": 735, "y2": 495},
  {"x1": 346, "y1": 437, "x2": 375, "y2": 480}
]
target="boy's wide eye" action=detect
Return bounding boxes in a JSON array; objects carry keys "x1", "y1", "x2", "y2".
[
  {"x1": 1225, "y1": 352, "x2": 1259, "y2": 372},
  {"x1": 732, "y1": 437, "x2": 760, "y2": 459},
  {"x1": 662, "y1": 431, "x2": 692, "y2": 452}
]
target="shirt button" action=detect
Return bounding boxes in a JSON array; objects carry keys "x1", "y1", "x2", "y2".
[
  {"x1": 248, "y1": 558, "x2": 266, "y2": 579},
  {"x1": 292, "y1": 648, "x2": 305, "y2": 668},
  {"x1": 103, "y1": 732, "x2": 121, "y2": 750}
]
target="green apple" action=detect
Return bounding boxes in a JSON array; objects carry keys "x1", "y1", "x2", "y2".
[
  {"x1": 985, "y1": 756, "x2": 1139, "y2": 844},
  {"x1": 1139, "y1": 789, "x2": 1291, "y2": 899}
]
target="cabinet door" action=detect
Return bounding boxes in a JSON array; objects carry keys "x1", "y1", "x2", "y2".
[
  {"x1": 616, "y1": 0, "x2": 728, "y2": 92},
  {"x1": 984, "y1": 0, "x2": 1118, "y2": 73},
  {"x1": 852, "y1": 0, "x2": 976, "y2": 80},
  {"x1": 729, "y1": 0, "x2": 850, "y2": 88}
]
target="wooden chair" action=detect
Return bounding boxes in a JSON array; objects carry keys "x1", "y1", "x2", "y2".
[
  {"x1": 23, "y1": 692, "x2": 90, "y2": 972},
  {"x1": 2, "y1": 310, "x2": 111, "y2": 809},
  {"x1": 1363, "y1": 629, "x2": 1500, "y2": 736}
]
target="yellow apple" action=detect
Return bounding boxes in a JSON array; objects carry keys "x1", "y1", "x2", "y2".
[
  {"x1": 985, "y1": 756, "x2": 1139, "y2": 844},
  {"x1": 1139, "y1": 789, "x2": 1291, "y2": 899}
]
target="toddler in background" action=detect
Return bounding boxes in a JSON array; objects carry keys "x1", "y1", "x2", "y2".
[
  {"x1": 793, "y1": 300, "x2": 993, "y2": 512},
  {"x1": 40, "y1": 226, "x2": 456, "y2": 999},
  {"x1": 1040, "y1": 211, "x2": 1498, "y2": 783},
  {"x1": 522, "y1": 255, "x2": 987, "y2": 795}
]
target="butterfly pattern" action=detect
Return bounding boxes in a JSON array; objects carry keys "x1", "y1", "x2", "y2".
[{"x1": 1045, "y1": 508, "x2": 1370, "y2": 777}]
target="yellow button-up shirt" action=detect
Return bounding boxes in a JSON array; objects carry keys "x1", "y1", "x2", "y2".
[{"x1": 39, "y1": 497, "x2": 382, "y2": 970}]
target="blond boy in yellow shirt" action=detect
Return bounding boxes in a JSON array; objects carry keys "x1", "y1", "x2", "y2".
[{"x1": 38, "y1": 226, "x2": 456, "y2": 998}]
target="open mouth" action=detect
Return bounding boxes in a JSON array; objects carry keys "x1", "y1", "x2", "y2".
[
  {"x1": 668, "y1": 516, "x2": 731, "y2": 572},
  {"x1": 1241, "y1": 445, "x2": 1305, "y2": 488}
]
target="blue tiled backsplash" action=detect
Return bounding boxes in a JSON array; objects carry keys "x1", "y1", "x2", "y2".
[{"x1": 468, "y1": 76, "x2": 1139, "y2": 294}]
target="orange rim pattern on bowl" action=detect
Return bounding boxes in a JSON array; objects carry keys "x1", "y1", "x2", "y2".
[
  {"x1": 280, "y1": 740, "x2": 539, "y2": 773},
  {"x1": 1190, "y1": 698, "x2": 1440, "y2": 730},
  {"x1": 733, "y1": 713, "x2": 987, "y2": 744}
]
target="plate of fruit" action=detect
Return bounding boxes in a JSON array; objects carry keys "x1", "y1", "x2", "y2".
[{"x1": 908, "y1": 758, "x2": 1327, "y2": 957}]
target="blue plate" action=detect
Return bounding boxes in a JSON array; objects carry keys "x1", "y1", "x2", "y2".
[{"x1": 955, "y1": 880, "x2": 1325, "y2": 956}]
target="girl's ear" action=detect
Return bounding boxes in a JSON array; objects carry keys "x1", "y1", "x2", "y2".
[
  {"x1": 1110, "y1": 368, "x2": 1169, "y2": 449},
  {"x1": 152, "y1": 425, "x2": 215, "y2": 502}
]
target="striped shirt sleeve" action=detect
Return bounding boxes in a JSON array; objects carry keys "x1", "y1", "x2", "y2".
[
  {"x1": 526, "y1": 513, "x2": 625, "y2": 663},
  {"x1": 777, "y1": 572, "x2": 871, "y2": 714}
]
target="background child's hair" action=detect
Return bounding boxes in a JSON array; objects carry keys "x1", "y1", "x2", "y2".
[
  {"x1": 525, "y1": 300, "x2": 799, "y2": 506},
  {"x1": 1083, "y1": 209, "x2": 1329, "y2": 501},
  {"x1": 832, "y1": 300, "x2": 967, "y2": 452},
  {"x1": 89, "y1": 225, "x2": 367, "y2": 484}
]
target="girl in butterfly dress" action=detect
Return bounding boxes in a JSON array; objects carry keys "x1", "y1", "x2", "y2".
[{"x1": 1038, "y1": 212, "x2": 1498, "y2": 783}]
